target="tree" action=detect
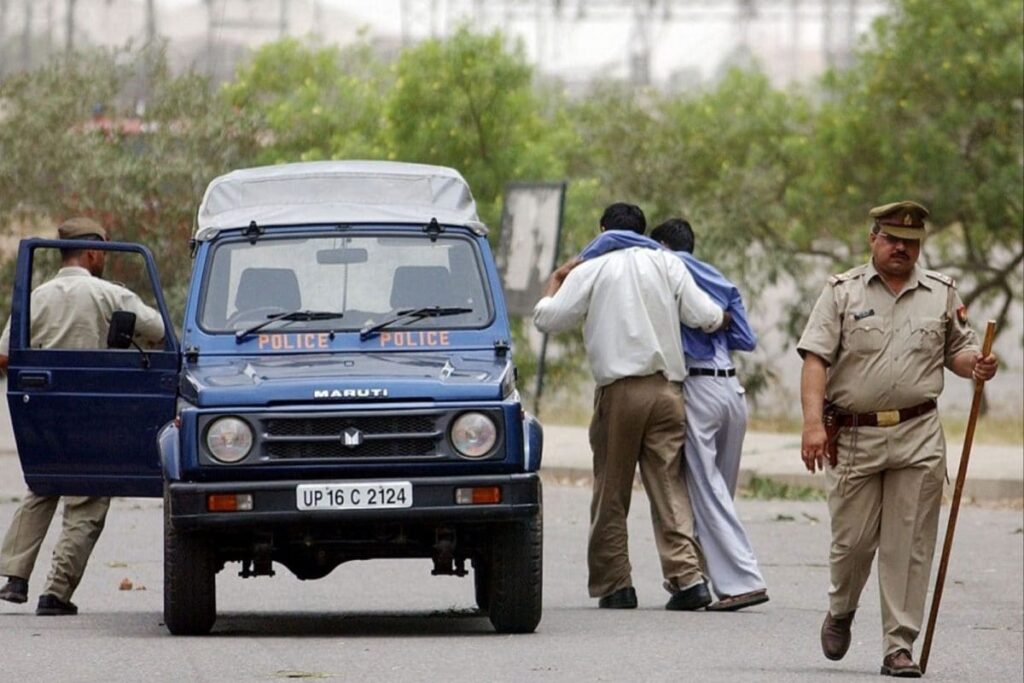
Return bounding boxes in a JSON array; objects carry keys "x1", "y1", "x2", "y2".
[
  {"x1": 810, "y1": 0, "x2": 1023, "y2": 333},
  {"x1": 385, "y1": 27, "x2": 563, "y2": 229},
  {"x1": 565, "y1": 0, "x2": 1022, "y2": 344},
  {"x1": 223, "y1": 38, "x2": 391, "y2": 165},
  {"x1": 0, "y1": 46, "x2": 263, "y2": 323}
]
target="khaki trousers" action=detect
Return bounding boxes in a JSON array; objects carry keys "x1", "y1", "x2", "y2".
[
  {"x1": 0, "y1": 491, "x2": 111, "y2": 602},
  {"x1": 825, "y1": 411, "x2": 945, "y2": 656},
  {"x1": 587, "y1": 373, "x2": 704, "y2": 598}
]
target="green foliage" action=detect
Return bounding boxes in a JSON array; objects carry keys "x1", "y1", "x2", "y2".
[
  {"x1": 385, "y1": 27, "x2": 563, "y2": 228},
  {"x1": 224, "y1": 39, "x2": 390, "y2": 164},
  {"x1": 0, "y1": 46, "x2": 263, "y2": 325},
  {"x1": 811, "y1": 0, "x2": 1023, "y2": 327},
  {"x1": 741, "y1": 476, "x2": 825, "y2": 502}
]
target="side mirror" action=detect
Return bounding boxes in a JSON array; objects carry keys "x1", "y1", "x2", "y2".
[{"x1": 107, "y1": 311, "x2": 137, "y2": 349}]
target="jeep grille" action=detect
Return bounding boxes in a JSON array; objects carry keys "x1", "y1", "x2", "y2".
[{"x1": 258, "y1": 412, "x2": 446, "y2": 462}]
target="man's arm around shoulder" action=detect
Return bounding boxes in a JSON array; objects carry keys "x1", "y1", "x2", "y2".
[{"x1": 533, "y1": 257, "x2": 590, "y2": 334}]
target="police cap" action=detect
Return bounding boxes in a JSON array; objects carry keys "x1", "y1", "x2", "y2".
[
  {"x1": 58, "y1": 217, "x2": 107, "y2": 241},
  {"x1": 868, "y1": 201, "x2": 929, "y2": 240}
]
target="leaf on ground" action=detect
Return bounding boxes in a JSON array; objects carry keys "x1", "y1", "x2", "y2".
[
  {"x1": 774, "y1": 514, "x2": 795, "y2": 522},
  {"x1": 118, "y1": 577, "x2": 133, "y2": 591},
  {"x1": 274, "y1": 672, "x2": 331, "y2": 680},
  {"x1": 801, "y1": 512, "x2": 820, "y2": 523},
  {"x1": 106, "y1": 561, "x2": 129, "y2": 568},
  {"x1": 134, "y1": 584, "x2": 147, "y2": 591}
]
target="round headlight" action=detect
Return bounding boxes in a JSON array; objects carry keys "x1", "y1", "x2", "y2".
[
  {"x1": 450, "y1": 412, "x2": 497, "y2": 458},
  {"x1": 206, "y1": 417, "x2": 254, "y2": 463}
]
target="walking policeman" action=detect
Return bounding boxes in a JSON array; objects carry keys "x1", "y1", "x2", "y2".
[{"x1": 797, "y1": 201, "x2": 998, "y2": 677}]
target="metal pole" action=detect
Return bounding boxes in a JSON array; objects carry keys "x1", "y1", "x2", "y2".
[
  {"x1": 919, "y1": 320, "x2": 997, "y2": 674},
  {"x1": 145, "y1": 0, "x2": 157, "y2": 43},
  {"x1": 65, "y1": 0, "x2": 76, "y2": 54},
  {"x1": 533, "y1": 334, "x2": 549, "y2": 417},
  {"x1": 21, "y1": 0, "x2": 32, "y2": 69}
]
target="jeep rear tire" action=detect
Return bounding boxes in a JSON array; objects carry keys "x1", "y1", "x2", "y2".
[
  {"x1": 473, "y1": 554, "x2": 491, "y2": 612},
  {"x1": 163, "y1": 487, "x2": 217, "y2": 635},
  {"x1": 487, "y1": 493, "x2": 542, "y2": 634}
]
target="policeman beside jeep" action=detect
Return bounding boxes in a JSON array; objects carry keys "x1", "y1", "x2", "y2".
[
  {"x1": 0, "y1": 217, "x2": 164, "y2": 615},
  {"x1": 797, "y1": 201, "x2": 998, "y2": 677}
]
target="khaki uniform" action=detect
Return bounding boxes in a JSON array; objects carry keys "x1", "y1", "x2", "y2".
[
  {"x1": 0, "y1": 266, "x2": 164, "y2": 602},
  {"x1": 797, "y1": 262, "x2": 978, "y2": 656}
]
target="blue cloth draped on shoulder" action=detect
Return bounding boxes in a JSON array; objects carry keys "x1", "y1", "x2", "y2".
[{"x1": 578, "y1": 230, "x2": 757, "y2": 359}]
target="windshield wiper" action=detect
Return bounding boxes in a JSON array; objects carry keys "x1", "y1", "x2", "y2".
[
  {"x1": 236, "y1": 310, "x2": 345, "y2": 342},
  {"x1": 359, "y1": 306, "x2": 472, "y2": 341}
]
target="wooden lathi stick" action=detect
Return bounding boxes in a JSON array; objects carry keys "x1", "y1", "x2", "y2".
[{"x1": 919, "y1": 320, "x2": 997, "y2": 674}]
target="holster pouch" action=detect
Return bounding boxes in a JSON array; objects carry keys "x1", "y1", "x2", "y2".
[{"x1": 823, "y1": 402, "x2": 840, "y2": 467}]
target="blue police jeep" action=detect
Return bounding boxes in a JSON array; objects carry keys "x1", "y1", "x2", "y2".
[{"x1": 6, "y1": 161, "x2": 544, "y2": 635}]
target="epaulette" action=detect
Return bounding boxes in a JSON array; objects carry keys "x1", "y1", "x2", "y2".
[
  {"x1": 924, "y1": 270, "x2": 956, "y2": 288},
  {"x1": 828, "y1": 264, "x2": 867, "y2": 286}
]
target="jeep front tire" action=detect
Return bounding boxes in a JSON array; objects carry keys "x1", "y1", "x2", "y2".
[
  {"x1": 487, "y1": 493, "x2": 542, "y2": 633},
  {"x1": 163, "y1": 487, "x2": 217, "y2": 635}
]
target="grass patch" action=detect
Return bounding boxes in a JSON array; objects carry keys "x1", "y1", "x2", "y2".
[
  {"x1": 748, "y1": 415, "x2": 804, "y2": 433},
  {"x1": 740, "y1": 475, "x2": 825, "y2": 501},
  {"x1": 940, "y1": 415, "x2": 1023, "y2": 445}
]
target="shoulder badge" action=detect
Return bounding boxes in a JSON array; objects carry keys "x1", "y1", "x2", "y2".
[
  {"x1": 925, "y1": 270, "x2": 956, "y2": 288},
  {"x1": 828, "y1": 264, "x2": 866, "y2": 287},
  {"x1": 956, "y1": 304, "x2": 968, "y2": 325}
]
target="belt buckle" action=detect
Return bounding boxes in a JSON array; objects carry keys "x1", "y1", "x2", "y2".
[{"x1": 876, "y1": 409, "x2": 900, "y2": 427}]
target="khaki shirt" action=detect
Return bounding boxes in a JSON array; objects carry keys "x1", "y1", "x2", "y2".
[
  {"x1": 0, "y1": 266, "x2": 165, "y2": 354},
  {"x1": 797, "y1": 262, "x2": 978, "y2": 414}
]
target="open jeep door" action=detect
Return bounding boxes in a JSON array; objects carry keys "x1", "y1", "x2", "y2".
[{"x1": 5, "y1": 238, "x2": 179, "y2": 497}]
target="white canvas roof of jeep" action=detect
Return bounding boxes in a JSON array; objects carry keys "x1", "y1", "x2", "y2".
[{"x1": 194, "y1": 160, "x2": 483, "y2": 241}]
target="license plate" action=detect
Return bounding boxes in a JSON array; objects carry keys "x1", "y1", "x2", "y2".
[{"x1": 296, "y1": 481, "x2": 413, "y2": 511}]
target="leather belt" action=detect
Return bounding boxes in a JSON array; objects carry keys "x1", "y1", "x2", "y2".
[
  {"x1": 832, "y1": 399, "x2": 937, "y2": 428},
  {"x1": 688, "y1": 368, "x2": 736, "y2": 378}
]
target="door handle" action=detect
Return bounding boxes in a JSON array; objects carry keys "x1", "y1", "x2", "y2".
[{"x1": 18, "y1": 372, "x2": 51, "y2": 389}]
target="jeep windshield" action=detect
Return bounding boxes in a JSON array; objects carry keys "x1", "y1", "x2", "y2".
[{"x1": 199, "y1": 232, "x2": 492, "y2": 334}]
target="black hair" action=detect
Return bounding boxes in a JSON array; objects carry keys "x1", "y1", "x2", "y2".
[
  {"x1": 600, "y1": 202, "x2": 646, "y2": 235},
  {"x1": 650, "y1": 218, "x2": 695, "y2": 253},
  {"x1": 60, "y1": 233, "x2": 105, "y2": 260}
]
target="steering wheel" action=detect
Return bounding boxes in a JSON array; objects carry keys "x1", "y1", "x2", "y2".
[{"x1": 226, "y1": 306, "x2": 288, "y2": 327}]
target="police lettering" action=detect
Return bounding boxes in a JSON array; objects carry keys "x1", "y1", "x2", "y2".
[
  {"x1": 258, "y1": 333, "x2": 331, "y2": 351},
  {"x1": 378, "y1": 331, "x2": 450, "y2": 348}
]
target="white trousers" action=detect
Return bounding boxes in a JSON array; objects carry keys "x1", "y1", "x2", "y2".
[{"x1": 682, "y1": 375, "x2": 766, "y2": 598}]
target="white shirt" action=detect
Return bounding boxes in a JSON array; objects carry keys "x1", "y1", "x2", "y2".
[{"x1": 533, "y1": 247, "x2": 722, "y2": 387}]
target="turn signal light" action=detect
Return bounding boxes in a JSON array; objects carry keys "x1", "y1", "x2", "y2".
[
  {"x1": 455, "y1": 486, "x2": 501, "y2": 505},
  {"x1": 207, "y1": 493, "x2": 254, "y2": 512}
]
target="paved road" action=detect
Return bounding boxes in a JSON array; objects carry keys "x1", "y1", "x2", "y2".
[{"x1": 0, "y1": 475, "x2": 1020, "y2": 683}]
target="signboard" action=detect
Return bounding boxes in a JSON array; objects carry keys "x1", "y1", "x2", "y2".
[{"x1": 496, "y1": 182, "x2": 567, "y2": 316}]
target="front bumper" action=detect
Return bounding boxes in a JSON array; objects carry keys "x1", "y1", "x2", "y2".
[{"x1": 168, "y1": 473, "x2": 540, "y2": 530}]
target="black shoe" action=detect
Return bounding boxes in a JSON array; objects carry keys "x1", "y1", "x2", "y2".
[
  {"x1": 36, "y1": 593, "x2": 78, "y2": 616},
  {"x1": 0, "y1": 576, "x2": 28, "y2": 604},
  {"x1": 665, "y1": 581, "x2": 712, "y2": 611},
  {"x1": 598, "y1": 586, "x2": 637, "y2": 609}
]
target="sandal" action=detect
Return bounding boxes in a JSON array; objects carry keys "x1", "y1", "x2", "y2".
[{"x1": 706, "y1": 589, "x2": 770, "y2": 612}]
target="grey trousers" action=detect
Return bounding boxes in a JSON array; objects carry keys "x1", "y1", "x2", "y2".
[
  {"x1": 0, "y1": 491, "x2": 110, "y2": 602},
  {"x1": 682, "y1": 375, "x2": 766, "y2": 598}
]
